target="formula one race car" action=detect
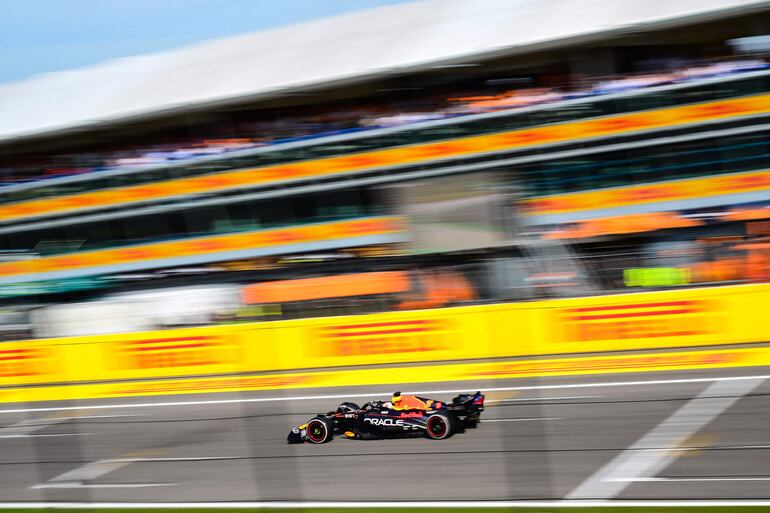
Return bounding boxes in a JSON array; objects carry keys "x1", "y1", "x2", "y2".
[{"x1": 287, "y1": 391, "x2": 484, "y2": 443}]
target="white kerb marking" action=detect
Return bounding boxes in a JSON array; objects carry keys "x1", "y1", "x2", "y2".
[
  {"x1": 31, "y1": 455, "x2": 175, "y2": 490},
  {"x1": 566, "y1": 376, "x2": 766, "y2": 499},
  {"x1": 0, "y1": 416, "x2": 78, "y2": 438},
  {"x1": 0, "y1": 413, "x2": 136, "y2": 438}
]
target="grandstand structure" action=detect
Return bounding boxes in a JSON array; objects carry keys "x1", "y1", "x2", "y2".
[{"x1": 3, "y1": 0, "x2": 770, "y2": 336}]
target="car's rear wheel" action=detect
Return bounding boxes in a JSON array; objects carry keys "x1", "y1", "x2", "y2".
[
  {"x1": 306, "y1": 417, "x2": 333, "y2": 444},
  {"x1": 425, "y1": 413, "x2": 452, "y2": 440}
]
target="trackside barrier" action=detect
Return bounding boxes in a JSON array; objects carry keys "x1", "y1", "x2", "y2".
[{"x1": 3, "y1": 283, "x2": 770, "y2": 389}]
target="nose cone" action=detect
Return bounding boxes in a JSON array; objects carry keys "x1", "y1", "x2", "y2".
[{"x1": 287, "y1": 428, "x2": 306, "y2": 444}]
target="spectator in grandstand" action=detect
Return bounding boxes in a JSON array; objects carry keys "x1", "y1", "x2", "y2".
[
  {"x1": 2, "y1": 54, "x2": 766, "y2": 187},
  {"x1": 447, "y1": 87, "x2": 565, "y2": 114},
  {"x1": 675, "y1": 57, "x2": 767, "y2": 81},
  {"x1": 588, "y1": 72, "x2": 677, "y2": 95}
]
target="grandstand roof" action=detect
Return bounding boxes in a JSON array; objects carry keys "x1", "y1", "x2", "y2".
[{"x1": 1, "y1": 0, "x2": 768, "y2": 143}]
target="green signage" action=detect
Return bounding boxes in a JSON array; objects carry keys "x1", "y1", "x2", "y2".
[
  {"x1": 624, "y1": 267, "x2": 691, "y2": 287},
  {"x1": 0, "y1": 277, "x2": 108, "y2": 297}
]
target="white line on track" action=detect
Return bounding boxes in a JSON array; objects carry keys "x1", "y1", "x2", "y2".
[
  {"x1": 69, "y1": 414, "x2": 145, "y2": 419},
  {"x1": 633, "y1": 444, "x2": 770, "y2": 452},
  {"x1": 0, "y1": 372, "x2": 767, "y2": 415},
  {"x1": 0, "y1": 433, "x2": 91, "y2": 439},
  {"x1": 713, "y1": 444, "x2": 770, "y2": 449},
  {"x1": 39, "y1": 459, "x2": 138, "y2": 483},
  {"x1": 102, "y1": 457, "x2": 241, "y2": 462},
  {"x1": 487, "y1": 395, "x2": 598, "y2": 403},
  {"x1": 482, "y1": 417, "x2": 562, "y2": 422},
  {"x1": 0, "y1": 415, "x2": 80, "y2": 438},
  {"x1": 565, "y1": 376, "x2": 766, "y2": 499},
  {"x1": 3, "y1": 500, "x2": 770, "y2": 508},
  {"x1": 31, "y1": 483, "x2": 173, "y2": 489},
  {"x1": 31, "y1": 453, "x2": 177, "y2": 490},
  {"x1": 610, "y1": 476, "x2": 770, "y2": 482},
  {"x1": 0, "y1": 412, "x2": 136, "y2": 438}
]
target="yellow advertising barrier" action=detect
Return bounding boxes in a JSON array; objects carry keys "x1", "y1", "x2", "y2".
[
  {"x1": 3, "y1": 283, "x2": 770, "y2": 399},
  {"x1": 3, "y1": 345, "x2": 768, "y2": 404}
]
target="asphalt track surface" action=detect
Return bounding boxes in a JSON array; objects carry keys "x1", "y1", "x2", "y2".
[{"x1": 1, "y1": 365, "x2": 770, "y2": 503}]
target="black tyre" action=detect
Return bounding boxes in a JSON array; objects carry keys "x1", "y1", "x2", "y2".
[
  {"x1": 306, "y1": 416, "x2": 334, "y2": 444},
  {"x1": 425, "y1": 413, "x2": 453, "y2": 440},
  {"x1": 452, "y1": 416, "x2": 466, "y2": 434}
]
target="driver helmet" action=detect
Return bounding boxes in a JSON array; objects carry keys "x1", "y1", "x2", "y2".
[{"x1": 391, "y1": 391, "x2": 403, "y2": 408}]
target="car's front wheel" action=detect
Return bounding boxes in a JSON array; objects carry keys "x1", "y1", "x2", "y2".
[
  {"x1": 306, "y1": 417, "x2": 334, "y2": 444},
  {"x1": 425, "y1": 413, "x2": 453, "y2": 440}
]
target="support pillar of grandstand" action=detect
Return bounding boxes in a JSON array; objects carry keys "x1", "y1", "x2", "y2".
[
  {"x1": 568, "y1": 47, "x2": 617, "y2": 86},
  {"x1": 750, "y1": 17, "x2": 770, "y2": 35}
]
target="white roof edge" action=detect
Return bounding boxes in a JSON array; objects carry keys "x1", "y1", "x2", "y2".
[{"x1": 1, "y1": 0, "x2": 769, "y2": 144}]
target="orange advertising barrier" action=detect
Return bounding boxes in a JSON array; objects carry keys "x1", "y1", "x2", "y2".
[
  {"x1": 2, "y1": 283, "x2": 770, "y2": 394},
  {"x1": 545, "y1": 212, "x2": 703, "y2": 239},
  {"x1": 242, "y1": 271, "x2": 410, "y2": 304},
  {"x1": 525, "y1": 168, "x2": 770, "y2": 216},
  {"x1": 3, "y1": 94, "x2": 770, "y2": 224},
  {"x1": 0, "y1": 216, "x2": 405, "y2": 280}
]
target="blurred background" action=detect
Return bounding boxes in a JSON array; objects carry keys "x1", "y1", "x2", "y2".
[{"x1": 3, "y1": 0, "x2": 770, "y2": 504}]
